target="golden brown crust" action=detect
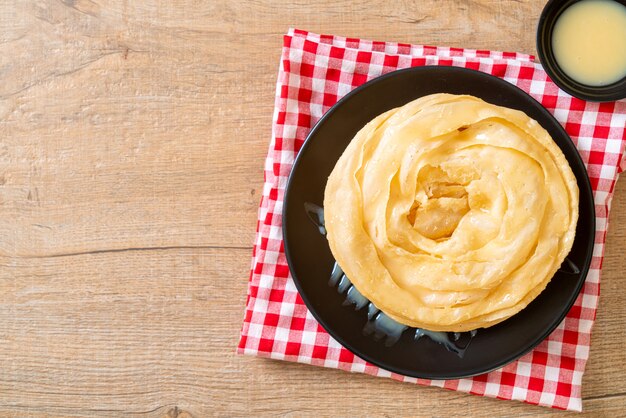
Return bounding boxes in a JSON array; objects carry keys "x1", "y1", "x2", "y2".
[{"x1": 324, "y1": 94, "x2": 579, "y2": 332}]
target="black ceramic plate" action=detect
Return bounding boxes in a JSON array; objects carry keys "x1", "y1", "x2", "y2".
[{"x1": 283, "y1": 66, "x2": 595, "y2": 379}]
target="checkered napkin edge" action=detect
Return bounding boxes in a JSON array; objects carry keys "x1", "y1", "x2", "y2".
[{"x1": 238, "y1": 28, "x2": 626, "y2": 412}]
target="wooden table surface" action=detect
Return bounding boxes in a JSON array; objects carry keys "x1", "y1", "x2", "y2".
[{"x1": 1, "y1": 1, "x2": 625, "y2": 416}]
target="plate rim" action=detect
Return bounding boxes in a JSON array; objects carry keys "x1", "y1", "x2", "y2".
[{"x1": 282, "y1": 65, "x2": 596, "y2": 379}]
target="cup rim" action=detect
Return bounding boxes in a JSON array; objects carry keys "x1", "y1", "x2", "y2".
[{"x1": 536, "y1": 0, "x2": 626, "y2": 102}]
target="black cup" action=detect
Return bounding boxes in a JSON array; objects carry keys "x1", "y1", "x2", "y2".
[{"x1": 536, "y1": 0, "x2": 626, "y2": 102}]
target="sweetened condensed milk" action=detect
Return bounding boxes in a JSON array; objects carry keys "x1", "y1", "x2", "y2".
[{"x1": 552, "y1": 0, "x2": 626, "y2": 86}]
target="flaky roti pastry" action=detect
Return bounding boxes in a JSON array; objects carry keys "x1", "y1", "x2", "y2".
[{"x1": 324, "y1": 94, "x2": 579, "y2": 332}]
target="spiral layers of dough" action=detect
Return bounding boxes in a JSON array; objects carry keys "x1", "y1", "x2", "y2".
[{"x1": 324, "y1": 94, "x2": 579, "y2": 332}]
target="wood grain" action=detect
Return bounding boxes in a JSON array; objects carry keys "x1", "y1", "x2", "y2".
[{"x1": 0, "y1": 1, "x2": 624, "y2": 416}]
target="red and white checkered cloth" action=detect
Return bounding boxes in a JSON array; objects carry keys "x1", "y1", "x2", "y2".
[{"x1": 238, "y1": 28, "x2": 626, "y2": 412}]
